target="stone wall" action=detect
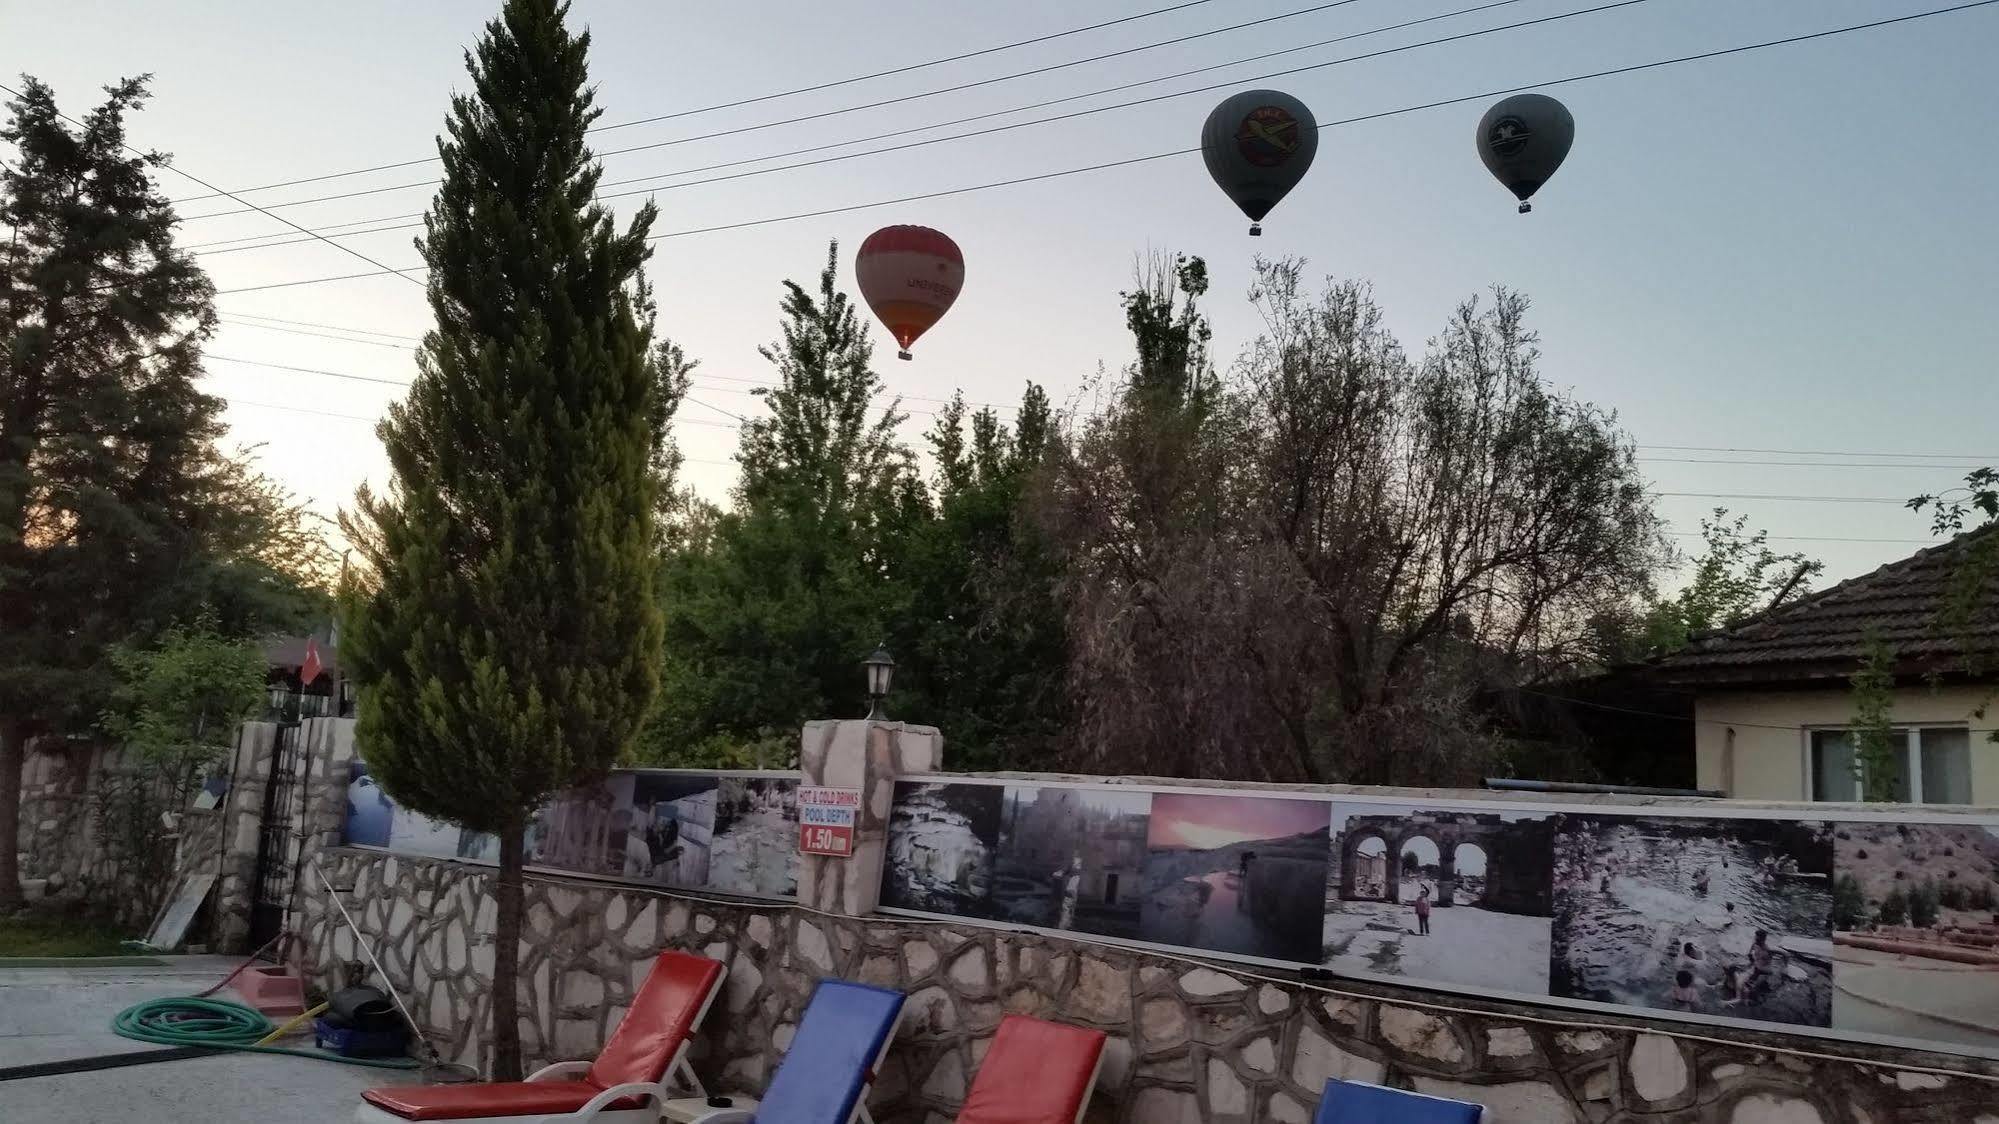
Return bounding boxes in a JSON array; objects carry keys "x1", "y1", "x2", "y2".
[{"x1": 300, "y1": 847, "x2": 1999, "y2": 1123}]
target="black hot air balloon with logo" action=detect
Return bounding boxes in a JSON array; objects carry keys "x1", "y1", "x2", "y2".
[
  {"x1": 1202, "y1": 89, "x2": 1318, "y2": 235},
  {"x1": 1477, "y1": 93, "x2": 1574, "y2": 213}
]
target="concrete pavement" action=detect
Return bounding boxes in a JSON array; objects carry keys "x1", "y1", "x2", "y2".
[{"x1": 0, "y1": 956, "x2": 417, "y2": 1124}]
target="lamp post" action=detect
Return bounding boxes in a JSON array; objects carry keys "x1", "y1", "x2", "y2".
[{"x1": 863, "y1": 647, "x2": 895, "y2": 721}]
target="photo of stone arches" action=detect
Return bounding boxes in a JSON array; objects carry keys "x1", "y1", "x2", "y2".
[
  {"x1": 992, "y1": 785, "x2": 1150, "y2": 939},
  {"x1": 1551, "y1": 814, "x2": 1834, "y2": 1028},
  {"x1": 1322, "y1": 804, "x2": 1556, "y2": 992},
  {"x1": 1138, "y1": 792, "x2": 1329, "y2": 963},
  {"x1": 882, "y1": 781, "x2": 1003, "y2": 917},
  {"x1": 1831, "y1": 821, "x2": 1999, "y2": 1051}
]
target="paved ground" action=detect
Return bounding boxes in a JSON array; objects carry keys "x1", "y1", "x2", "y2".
[{"x1": 0, "y1": 956, "x2": 418, "y2": 1124}]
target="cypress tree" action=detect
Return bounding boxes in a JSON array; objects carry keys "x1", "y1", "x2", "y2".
[{"x1": 340, "y1": 0, "x2": 660, "y2": 1078}]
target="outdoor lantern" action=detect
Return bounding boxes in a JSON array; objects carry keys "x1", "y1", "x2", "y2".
[{"x1": 863, "y1": 646, "x2": 895, "y2": 719}]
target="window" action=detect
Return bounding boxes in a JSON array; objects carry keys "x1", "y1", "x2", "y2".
[{"x1": 1808, "y1": 726, "x2": 1973, "y2": 804}]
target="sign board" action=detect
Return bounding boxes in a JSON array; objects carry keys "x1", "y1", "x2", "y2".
[{"x1": 798, "y1": 786, "x2": 861, "y2": 857}]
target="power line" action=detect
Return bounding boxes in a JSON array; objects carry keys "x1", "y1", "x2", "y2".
[
  {"x1": 1652, "y1": 491, "x2": 1912, "y2": 504},
  {"x1": 1638, "y1": 457, "x2": 1988, "y2": 470},
  {"x1": 167, "y1": 0, "x2": 1231, "y2": 203},
  {"x1": 182, "y1": 0, "x2": 1545, "y2": 230},
  {"x1": 1642, "y1": 444, "x2": 1999, "y2": 461},
  {"x1": 0, "y1": 81, "x2": 426, "y2": 293},
  {"x1": 224, "y1": 311, "x2": 422, "y2": 343},
  {"x1": 218, "y1": 316, "x2": 419, "y2": 350},
  {"x1": 1666, "y1": 531, "x2": 1935, "y2": 546},
  {"x1": 210, "y1": 0, "x2": 1999, "y2": 296},
  {"x1": 207, "y1": 353, "x2": 411, "y2": 388}
]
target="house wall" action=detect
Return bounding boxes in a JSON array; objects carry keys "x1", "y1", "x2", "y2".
[{"x1": 1694, "y1": 685, "x2": 1999, "y2": 801}]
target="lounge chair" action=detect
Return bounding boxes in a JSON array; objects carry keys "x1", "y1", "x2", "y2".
[
  {"x1": 661, "y1": 979, "x2": 905, "y2": 1124},
  {"x1": 957, "y1": 1015, "x2": 1107, "y2": 1124},
  {"x1": 354, "y1": 950, "x2": 727, "y2": 1124},
  {"x1": 1314, "y1": 1078, "x2": 1487, "y2": 1123}
]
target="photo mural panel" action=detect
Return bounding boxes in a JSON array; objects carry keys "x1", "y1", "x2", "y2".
[
  {"x1": 1325, "y1": 803, "x2": 1556, "y2": 994},
  {"x1": 1551, "y1": 814, "x2": 1835, "y2": 1027},
  {"x1": 882, "y1": 781, "x2": 1003, "y2": 917},
  {"x1": 993, "y1": 784, "x2": 1150, "y2": 939},
  {"x1": 1139, "y1": 792, "x2": 1329, "y2": 963},
  {"x1": 1831, "y1": 821, "x2": 1999, "y2": 1052},
  {"x1": 525, "y1": 774, "x2": 639, "y2": 878},
  {"x1": 708, "y1": 777, "x2": 801, "y2": 898},
  {"x1": 628, "y1": 774, "x2": 719, "y2": 889}
]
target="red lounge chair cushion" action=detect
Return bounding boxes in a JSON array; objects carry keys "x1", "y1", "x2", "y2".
[
  {"x1": 589, "y1": 950, "x2": 725, "y2": 1088},
  {"x1": 957, "y1": 1015, "x2": 1107, "y2": 1124},
  {"x1": 359, "y1": 1082, "x2": 643, "y2": 1121}
]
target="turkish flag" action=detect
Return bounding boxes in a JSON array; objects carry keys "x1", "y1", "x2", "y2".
[{"x1": 300, "y1": 637, "x2": 324, "y2": 686}]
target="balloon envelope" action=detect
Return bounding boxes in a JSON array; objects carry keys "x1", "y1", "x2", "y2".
[
  {"x1": 1201, "y1": 89, "x2": 1318, "y2": 234},
  {"x1": 855, "y1": 225, "x2": 964, "y2": 359},
  {"x1": 1476, "y1": 93, "x2": 1574, "y2": 212}
]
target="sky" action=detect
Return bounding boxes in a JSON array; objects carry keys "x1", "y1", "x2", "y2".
[
  {"x1": 1148, "y1": 793, "x2": 1332, "y2": 848},
  {"x1": 7, "y1": 0, "x2": 1997, "y2": 590}
]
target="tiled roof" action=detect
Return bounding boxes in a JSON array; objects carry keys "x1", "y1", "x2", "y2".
[{"x1": 1639, "y1": 528, "x2": 1999, "y2": 686}]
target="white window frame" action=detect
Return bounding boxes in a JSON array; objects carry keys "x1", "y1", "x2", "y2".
[{"x1": 1802, "y1": 723, "x2": 1970, "y2": 803}]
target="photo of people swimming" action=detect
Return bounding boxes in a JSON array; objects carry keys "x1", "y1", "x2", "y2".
[{"x1": 1551, "y1": 814, "x2": 1834, "y2": 1027}]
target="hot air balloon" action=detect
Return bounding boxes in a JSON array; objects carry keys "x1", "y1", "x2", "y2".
[
  {"x1": 855, "y1": 225, "x2": 963, "y2": 360},
  {"x1": 1476, "y1": 94, "x2": 1574, "y2": 213},
  {"x1": 1201, "y1": 89, "x2": 1318, "y2": 236}
]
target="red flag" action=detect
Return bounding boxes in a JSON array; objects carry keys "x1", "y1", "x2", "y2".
[{"x1": 300, "y1": 637, "x2": 324, "y2": 686}]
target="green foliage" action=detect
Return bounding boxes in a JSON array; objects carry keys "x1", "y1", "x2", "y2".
[
  {"x1": 100, "y1": 617, "x2": 264, "y2": 771},
  {"x1": 1, "y1": 76, "x2": 321, "y2": 906},
  {"x1": 643, "y1": 243, "x2": 917, "y2": 756},
  {"x1": 1848, "y1": 633, "x2": 1901, "y2": 802},
  {"x1": 1831, "y1": 873, "x2": 1868, "y2": 930},
  {"x1": 1939, "y1": 879, "x2": 1971, "y2": 912},
  {"x1": 1876, "y1": 886, "x2": 1909, "y2": 927},
  {"x1": 1909, "y1": 878, "x2": 1942, "y2": 929},
  {"x1": 342, "y1": 0, "x2": 661, "y2": 833},
  {"x1": 1626, "y1": 510, "x2": 1820, "y2": 658},
  {"x1": 338, "y1": 0, "x2": 660, "y2": 1077}
]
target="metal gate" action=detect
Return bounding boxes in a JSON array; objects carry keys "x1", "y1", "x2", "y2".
[{"x1": 247, "y1": 721, "x2": 305, "y2": 950}]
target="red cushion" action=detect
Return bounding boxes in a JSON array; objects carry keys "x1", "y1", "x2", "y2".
[
  {"x1": 588, "y1": 950, "x2": 726, "y2": 1088},
  {"x1": 359, "y1": 1082, "x2": 642, "y2": 1121},
  {"x1": 958, "y1": 1015, "x2": 1107, "y2": 1124}
]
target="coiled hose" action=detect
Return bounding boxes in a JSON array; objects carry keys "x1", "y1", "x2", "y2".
[{"x1": 112, "y1": 997, "x2": 421, "y2": 1069}]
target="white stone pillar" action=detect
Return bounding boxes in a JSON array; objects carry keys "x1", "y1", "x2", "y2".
[{"x1": 795, "y1": 719, "x2": 942, "y2": 916}]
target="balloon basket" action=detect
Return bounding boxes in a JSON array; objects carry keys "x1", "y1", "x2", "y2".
[
  {"x1": 1248, "y1": 223, "x2": 1262, "y2": 237},
  {"x1": 896, "y1": 349, "x2": 912, "y2": 361},
  {"x1": 1518, "y1": 201, "x2": 1532, "y2": 214}
]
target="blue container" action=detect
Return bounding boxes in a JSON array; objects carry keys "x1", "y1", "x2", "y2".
[{"x1": 313, "y1": 1016, "x2": 409, "y2": 1058}]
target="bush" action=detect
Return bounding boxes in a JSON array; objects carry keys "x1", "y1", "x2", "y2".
[
  {"x1": 1940, "y1": 881, "x2": 1972, "y2": 912},
  {"x1": 1877, "y1": 887, "x2": 1909, "y2": 927},
  {"x1": 1831, "y1": 873, "x2": 1868, "y2": 931},
  {"x1": 1910, "y1": 880, "x2": 1942, "y2": 929}
]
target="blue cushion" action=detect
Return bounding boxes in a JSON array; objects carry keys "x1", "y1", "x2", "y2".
[
  {"x1": 755, "y1": 980, "x2": 905, "y2": 1124},
  {"x1": 1314, "y1": 1079, "x2": 1483, "y2": 1124}
]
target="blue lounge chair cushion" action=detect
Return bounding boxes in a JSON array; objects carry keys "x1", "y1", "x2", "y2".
[
  {"x1": 1314, "y1": 1079, "x2": 1483, "y2": 1124},
  {"x1": 756, "y1": 980, "x2": 905, "y2": 1124}
]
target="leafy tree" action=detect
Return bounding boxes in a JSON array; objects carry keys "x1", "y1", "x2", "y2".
[
  {"x1": 1848, "y1": 633, "x2": 1902, "y2": 802},
  {"x1": 339, "y1": 0, "x2": 660, "y2": 1079},
  {"x1": 1876, "y1": 886, "x2": 1908, "y2": 927},
  {"x1": 642, "y1": 244, "x2": 917, "y2": 757},
  {"x1": 1831, "y1": 873, "x2": 1868, "y2": 930},
  {"x1": 1, "y1": 77, "x2": 314, "y2": 908},
  {"x1": 100, "y1": 617, "x2": 266, "y2": 772},
  {"x1": 1619, "y1": 509, "x2": 1820, "y2": 659},
  {"x1": 1040, "y1": 258, "x2": 1664, "y2": 784},
  {"x1": 1910, "y1": 469, "x2": 1998, "y2": 737},
  {"x1": 1909, "y1": 879, "x2": 1941, "y2": 929},
  {"x1": 892, "y1": 388, "x2": 1067, "y2": 769}
]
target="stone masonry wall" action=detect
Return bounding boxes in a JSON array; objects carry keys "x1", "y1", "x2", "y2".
[{"x1": 301, "y1": 847, "x2": 1999, "y2": 1123}]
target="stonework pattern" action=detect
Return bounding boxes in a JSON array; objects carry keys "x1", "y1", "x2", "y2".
[{"x1": 301, "y1": 848, "x2": 1999, "y2": 1124}]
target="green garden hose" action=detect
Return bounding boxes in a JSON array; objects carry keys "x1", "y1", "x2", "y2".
[{"x1": 112, "y1": 997, "x2": 421, "y2": 1069}]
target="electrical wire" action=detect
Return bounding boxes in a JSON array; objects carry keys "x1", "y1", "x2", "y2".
[
  {"x1": 180, "y1": 0, "x2": 1556, "y2": 228},
  {"x1": 209, "y1": 0, "x2": 1999, "y2": 296},
  {"x1": 0, "y1": 81, "x2": 425, "y2": 290},
  {"x1": 166, "y1": 0, "x2": 1230, "y2": 203}
]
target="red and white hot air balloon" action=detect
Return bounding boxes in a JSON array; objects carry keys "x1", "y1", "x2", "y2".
[{"x1": 855, "y1": 225, "x2": 963, "y2": 360}]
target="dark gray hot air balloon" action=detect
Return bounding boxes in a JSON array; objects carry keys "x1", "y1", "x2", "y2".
[
  {"x1": 1202, "y1": 89, "x2": 1318, "y2": 236},
  {"x1": 1476, "y1": 93, "x2": 1574, "y2": 213}
]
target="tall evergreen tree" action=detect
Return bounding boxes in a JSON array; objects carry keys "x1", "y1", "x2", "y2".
[
  {"x1": 339, "y1": 0, "x2": 660, "y2": 1078},
  {"x1": 0, "y1": 77, "x2": 263, "y2": 908}
]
